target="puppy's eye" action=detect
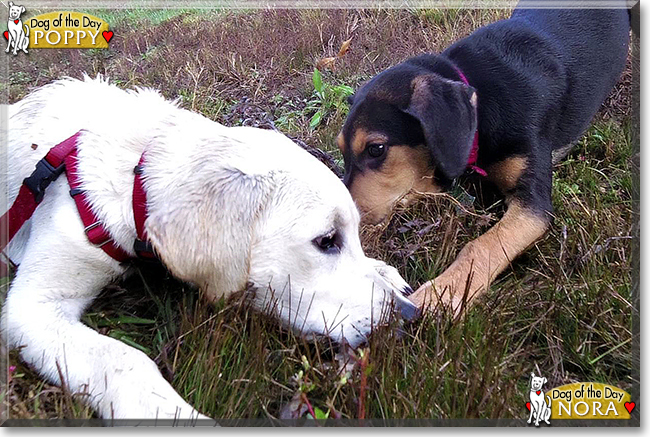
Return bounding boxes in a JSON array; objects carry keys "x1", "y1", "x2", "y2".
[
  {"x1": 367, "y1": 143, "x2": 386, "y2": 158},
  {"x1": 313, "y1": 231, "x2": 341, "y2": 255}
]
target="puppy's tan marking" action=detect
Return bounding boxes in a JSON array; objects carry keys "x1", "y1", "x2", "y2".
[
  {"x1": 336, "y1": 132, "x2": 345, "y2": 153},
  {"x1": 350, "y1": 129, "x2": 389, "y2": 157},
  {"x1": 350, "y1": 128, "x2": 368, "y2": 156},
  {"x1": 349, "y1": 145, "x2": 441, "y2": 224},
  {"x1": 409, "y1": 201, "x2": 549, "y2": 315},
  {"x1": 410, "y1": 75, "x2": 429, "y2": 95},
  {"x1": 487, "y1": 156, "x2": 528, "y2": 193}
]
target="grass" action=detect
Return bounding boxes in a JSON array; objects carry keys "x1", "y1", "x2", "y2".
[{"x1": 1, "y1": 8, "x2": 638, "y2": 423}]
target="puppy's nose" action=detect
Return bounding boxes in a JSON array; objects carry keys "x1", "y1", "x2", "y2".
[{"x1": 394, "y1": 293, "x2": 421, "y2": 322}]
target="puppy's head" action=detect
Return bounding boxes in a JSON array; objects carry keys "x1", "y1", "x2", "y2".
[
  {"x1": 339, "y1": 56, "x2": 477, "y2": 224},
  {"x1": 146, "y1": 125, "x2": 418, "y2": 348}
]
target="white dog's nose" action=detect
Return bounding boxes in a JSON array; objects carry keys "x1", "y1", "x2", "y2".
[
  {"x1": 368, "y1": 260, "x2": 420, "y2": 322},
  {"x1": 393, "y1": 290, "x2": 421, "y2": 322}
]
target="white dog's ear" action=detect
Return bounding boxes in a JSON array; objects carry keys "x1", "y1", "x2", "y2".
[
  {"x1": 21, "y1": 6, "x2": 25, "y2": 13},
  {"x1": 8, "y1": 1, "x2": 14, "y2": 8},
  {"x1": 543, "y1": 377, "x2": 547, "y2": 385},
  {"x1": 146, "y1": 167, "x2": 276, "y2": 301}
]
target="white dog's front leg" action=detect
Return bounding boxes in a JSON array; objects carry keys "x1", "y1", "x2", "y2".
[
  {"x1": 533, "y1": 404, "x2": 541, "y2": 426},
  {"x1": 5, "y1": 31, "x2": 14, "y2": 53},
  {"x1": 9, "y1": 30, "x2": 18, "y2": 55},
  {"x1": 1, "y1": 195, "x2": 207, "y2": 420},
  {"x1": 3, "y1": 266, "x2": 206, "y2": 420}
]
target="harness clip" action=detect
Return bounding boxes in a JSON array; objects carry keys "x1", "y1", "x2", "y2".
[
  {"x1": 133, "y1": 238, "x2": 157, "y2": 260},
  {"x1": 23, "y1": 158, "x2": 65, "y2": 204}
]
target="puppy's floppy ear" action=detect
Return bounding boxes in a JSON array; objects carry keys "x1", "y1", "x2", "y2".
[{"x1": 403, "y1": 74, "x2": 478, "y2": 180}]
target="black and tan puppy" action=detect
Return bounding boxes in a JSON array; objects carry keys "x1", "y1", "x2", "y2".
[{"x1": 338, "y1": 5, "x2": 630, "y2": 314}]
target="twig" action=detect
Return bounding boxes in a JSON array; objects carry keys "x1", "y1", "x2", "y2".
[
  {"x1": 357, "y1": 348, "x2": 369, "y2": 420},
  {"x1": 301, "y1": 392, "x2": 317, "y2": 420}
]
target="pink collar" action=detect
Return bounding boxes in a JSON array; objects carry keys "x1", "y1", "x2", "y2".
[{"x1": 453, "y1": 67, "x2": 487, "y2": 177}]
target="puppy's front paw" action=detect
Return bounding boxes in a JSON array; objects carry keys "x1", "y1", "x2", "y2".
[{"x1": 408, "y1": 276, "x2": 465, "y2": 318}]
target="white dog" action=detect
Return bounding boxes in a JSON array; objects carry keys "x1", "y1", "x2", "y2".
[
  {"x1": 0, "y1": 76, "x2": 418, "y2": 421},
  {"x1": 527, "y1": 372, "x2": 552, "y2": 426},
  {"x1": 5, "y1": 2, "x2": 29, "y2": 55}
]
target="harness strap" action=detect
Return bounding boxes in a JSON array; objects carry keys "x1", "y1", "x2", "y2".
[
  {"x1": 0, "y1": 133, "x2": 77, "y2": 261},
  {"x1": 64, "y1": 141, "x2": 132, "y2": 263},
  {"x1": 132, "y1": 155, "x2": 156, "y2": 259},
  {"x1": 453, "y1": 66, "x2": 487, "y2": 177},
  {"x1": 1, "y1": 131, "x2": 158, "y2": 274}
]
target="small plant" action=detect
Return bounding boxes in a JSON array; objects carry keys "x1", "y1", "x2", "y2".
[{"x1": 306, "y1": 68, "x2": 354, "y2": 130}]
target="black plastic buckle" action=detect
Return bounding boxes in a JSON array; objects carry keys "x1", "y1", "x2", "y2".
[
  {"x1": 134, "y1": 238, "x2": 157, "y2": 260},
  {"x1": 23, "y1": 158, "x2": 66, "y2": 203}
]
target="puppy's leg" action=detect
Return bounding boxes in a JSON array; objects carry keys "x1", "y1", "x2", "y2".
[
  {"x1": 2, "y1": 194, "x2": 206, "y2": 420},
  {"x1": 410, "y1": 152, "x2": 552, "y2": 315},
  {"x1": 410, "y1": 200, "x2": 549, "y2": 315}
]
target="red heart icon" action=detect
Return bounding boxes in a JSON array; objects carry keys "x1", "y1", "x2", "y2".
[
  {"x1": 536, "y1": 390, "x2": 541, "y2": 395},
  {"x1": 102, "y1": 31, "x2": 113, "y2": 43},
  {"x1": 624, "y1": 402, "x2": 635, "y2": 413},
  {"x1": 3, "y1": 31, "x2": 7, "y2": 40},
  {"x1": 14, "y1": 19, "x2": 18, "y2": 24},
  {"x1": 526, "y1": 402, "x2": 531, "y2": 411}
]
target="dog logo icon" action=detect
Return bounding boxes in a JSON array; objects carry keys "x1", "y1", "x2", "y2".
[
  {"x1": 5, "y1": 1, "x2": 29, "y2": 55},
  {"x1": 527, "y1": 372, "x2": 552, "y2": 426}
]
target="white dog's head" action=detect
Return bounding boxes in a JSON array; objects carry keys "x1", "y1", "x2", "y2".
[
  {"x1": 243, "y1": 130, "x2": 419, "y2": 346},
  {"x1": 530, "y1": 372, "x2": 547, "y2": 391},
  {"x1": 8, "y1": 2, "x2": 25, "y2": 21},
  {"x1": 144, "y1": 122, "x2": 418, "y2": 348}
]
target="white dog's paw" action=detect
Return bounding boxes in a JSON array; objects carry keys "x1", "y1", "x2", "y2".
[
  {"x1": 103, "y1": 393, "x2": 208, "y2": 421},
  {"x1": 89, "y1": 349, "x2": 210, "y2": 420}
]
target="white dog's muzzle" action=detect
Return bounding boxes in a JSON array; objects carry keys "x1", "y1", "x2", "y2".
[{"x1": 393, "y1": 289, "x2": 421, "y2": 322}]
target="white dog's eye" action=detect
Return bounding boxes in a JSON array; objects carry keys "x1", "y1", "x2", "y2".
[{"x1": 313, "y1": 230, "x2": 342, "y2": 255}]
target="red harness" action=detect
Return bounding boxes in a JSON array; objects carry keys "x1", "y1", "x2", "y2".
[
  {"x1": 454, "y1": 66, "x2": 487, "y2": 177},
  {"x1": 0, "y1": 131, "x2": 156, "y2": 275}
]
